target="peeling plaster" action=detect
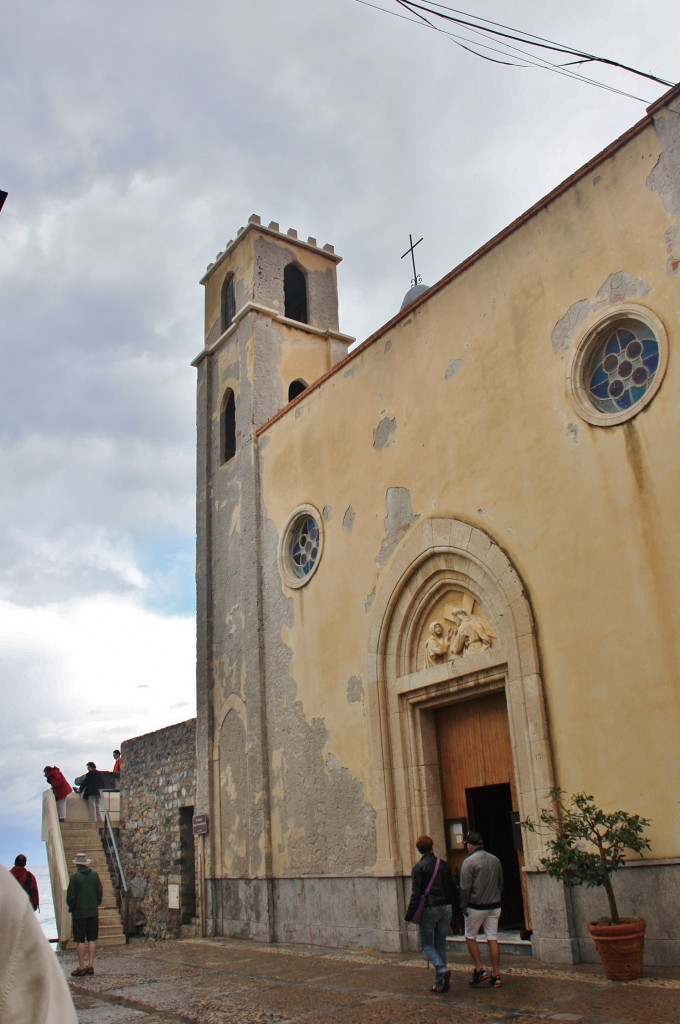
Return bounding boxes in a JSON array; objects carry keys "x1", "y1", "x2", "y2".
[
  {"x1": 322, "y1": 505, "x2": 333, "y2": 521},
  {"x1": 552, "y1": 272, "x2": 651, "y2": 356},
  {"x1": 647, "y1": 109, "x2": 680, "y2": 216},
  {"x1": 346, "y1": 676, "x2": 364, "y2": 703},
  {"x1": 261, "y1": 518, "x2": 377, "y2": 874},
  {"x1": 373, "y1": 416, "x2": 397, "y2": 449},
  {"x1": 364, "y1": 588, "x2": 375, "y2": 614},
  {"x1": 551, "y1": 299, "x2": 590, "y2": 355},
  {"x1": 445, "y1": 359, "x2": 462, "y2": 381},
  {"x1": 665, "y1": 226, "x2": 679, "y2": 275},
  {"x1": 384, "y1": 339, "x2": 392, "y2": 354},
  {"x1": 593, "y1": 271, "x2": 650, "y2": 309},
  {"x1": 344, "y1": 364, "x2": 360, "y2": 378},
  {"x1": 229, "y1": 504, "x2": 241, "y2": 536},
  {"x1": 342, "y1": 506, "x2": 355, "y2": 532},
  {"x1": 377, "y1": 487, "x2": 420, "y2": 566},
  {"x1": 566, "y1": 422, "x2": 580, "y2": 443}
]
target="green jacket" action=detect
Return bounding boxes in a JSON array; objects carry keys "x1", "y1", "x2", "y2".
[{"x1": 66, "y1": 867, "x2": 103, "y2": 919}]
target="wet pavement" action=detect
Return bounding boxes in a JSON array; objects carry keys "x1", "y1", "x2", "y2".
[{"x1": 61, "y1": 937, "x2": 680, "y2": 1024}]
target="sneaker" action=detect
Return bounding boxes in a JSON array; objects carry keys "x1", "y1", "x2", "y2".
[
  {"x1": 489, "y1": 975, "x2": 502, "y2": 988},
  {"x1": 469, "y1": 968, "x2": 489, "y2": 987}
]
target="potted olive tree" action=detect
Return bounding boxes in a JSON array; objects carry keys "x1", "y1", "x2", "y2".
[{"x1": 522, "y1": 789, "x2": 651, "y2": 980}]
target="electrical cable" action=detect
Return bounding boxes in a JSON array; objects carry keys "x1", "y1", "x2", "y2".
[
  {"x1": 353, "y1": 0, "x2": 675, "y2": 105},
  {"x1": 395, "y1": 0, "x2": 674, "y2": 87}
]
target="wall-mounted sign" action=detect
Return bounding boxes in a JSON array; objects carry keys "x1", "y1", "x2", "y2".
[
  {"x1": 445, "y1": 817, "x2": 467, "y2": 851},
  {"x1": 192, "y1": 813, "x2": 209, "y2": 835}
]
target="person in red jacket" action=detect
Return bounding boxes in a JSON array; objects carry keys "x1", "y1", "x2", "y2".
[
  {"x1": 10, "y1": 854, "x2": 40, "y2": 911},
  {"x1": 44, "y1": 765, "x2": 73, "y2": 822}
]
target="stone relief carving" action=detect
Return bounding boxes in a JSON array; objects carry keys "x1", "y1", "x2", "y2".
[
  {"x1": 421, "y1": 598, "x2": 496, "y2": 669},
  {"x1": 423, "y1": 621, "x2": 449, "y2": 667}
]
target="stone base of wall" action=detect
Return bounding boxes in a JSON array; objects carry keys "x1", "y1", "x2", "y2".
[
  {"x1": 207, "y1": 876, "x2": 408, "y2": 952},
  {"x1": 526, "y1": 862, "x2": 680, "y2": 968},
  {"x1": 209, "y1": 863, "x2": 680, "y2": 966}
]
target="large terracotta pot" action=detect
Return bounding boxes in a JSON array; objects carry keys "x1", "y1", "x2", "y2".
[{"x1": 587, "y1": 918, "x2": 646, "y2": 980}]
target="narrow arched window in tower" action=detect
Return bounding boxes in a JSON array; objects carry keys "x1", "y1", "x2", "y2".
[
  {"x1": 221, "y1": 388, "x2": 236, "y2": 463},
  {"x1": 288, "y1": 379, "x2": 308, "y2": 402},
  {"x1": 284, "y1": 263, "x2": 308, "y2": 324},
  {"x1": 221, "y1": 274, "x2": 235, "y2": 333}
]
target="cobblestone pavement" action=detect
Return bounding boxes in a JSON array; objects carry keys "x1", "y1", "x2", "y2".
[{"x1": 61, "y1": 938, "x2": 680, "y2": 1024}]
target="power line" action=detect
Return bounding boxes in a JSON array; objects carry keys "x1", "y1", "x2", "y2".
[
  {"x1": 396, "y1": 1, "x2": 674, "y2": 87},
  {"x1": 354, "y1": 0, "x2": 675, "y2": 104}
]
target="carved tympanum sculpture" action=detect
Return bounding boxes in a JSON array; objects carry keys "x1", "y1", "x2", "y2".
[
  {"x1": 448, "y1": 609, "x2": 496, "y2": 656},
  {"x1": 423, "y1": 621, "x2": 449, "y2": 667}
]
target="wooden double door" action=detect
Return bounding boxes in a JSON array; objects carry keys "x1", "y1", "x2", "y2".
[{"x1": 435, "y1": 690, "x2": 527, "y2": 929}]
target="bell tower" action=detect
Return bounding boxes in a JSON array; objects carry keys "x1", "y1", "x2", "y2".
[{"x1": 192, "y1": 215, "x2": 353, "y2": 939}]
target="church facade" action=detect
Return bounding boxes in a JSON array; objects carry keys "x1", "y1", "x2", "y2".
[{"x1": 192, "y1": 85, "x2": 680, "y2": 965}]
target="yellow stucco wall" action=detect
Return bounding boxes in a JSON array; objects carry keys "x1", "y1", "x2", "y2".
[{"x1": 258, "y1": 114, "x2": 680, "y2": 867}]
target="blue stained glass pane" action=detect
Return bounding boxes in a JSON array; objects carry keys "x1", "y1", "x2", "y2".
[
  {"x1": 630, "y1": 386, "x2": 647, "y2": 403},
  {"x1": 591, "y1": 366, "x2": 608, "y2": 386},
  {"x1": 617, "y1": 329, "x2": 636, "y2": 346},
  {"x1": 643, "y1": 352, "x2": 659, "y2": 374},
  {"x1": 591, "y1": 380, "x2": 611, "y2": 399},
  {"x1": 604, "y1": 334, "x2": 621, "y2": 356},
  {"x1": 641, "y1": 340, "x2": 658, "y2": 358},
  {"x1": 615, "y1": 390, "x2": 633, "y2": 409}
]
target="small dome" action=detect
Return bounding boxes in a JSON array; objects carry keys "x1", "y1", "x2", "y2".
[{"x1": 400, "y1": 283, "x2": 430, "y2": 311}]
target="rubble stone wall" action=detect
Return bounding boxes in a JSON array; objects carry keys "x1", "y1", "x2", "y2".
[{"x1": 120, "y1": 719, "x2": 197, "y2": 939}]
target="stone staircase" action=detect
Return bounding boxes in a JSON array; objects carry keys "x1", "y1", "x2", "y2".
[{"x1": 60, "y1": 821, "x2": 126, "y2": 947}]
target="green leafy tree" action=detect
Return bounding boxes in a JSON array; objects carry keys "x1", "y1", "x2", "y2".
[{"x1": 522, "y1": 789, "x2": 651, "y2": 924}]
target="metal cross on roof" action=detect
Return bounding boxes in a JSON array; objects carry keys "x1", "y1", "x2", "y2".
[{"x1": 401, "y1": 233, "x2": 423, "y2": 288}]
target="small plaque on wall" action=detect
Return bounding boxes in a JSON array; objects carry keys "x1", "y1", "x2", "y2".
[
  {"x1": 168, "y1": 883, "x2": 180, "y2": 910},
  {"x1": 445, "y1": 817, "x2": 467, "y2": 851},
  {"x1": 192, "y1": 813, "x2": 209, "y2": 835}
]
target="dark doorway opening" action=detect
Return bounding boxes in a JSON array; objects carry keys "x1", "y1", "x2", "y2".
[
  {"x1": 466, "y1": 782, "x2": 524, "y2": 929},
  {"x1": 178, "y1": 806, "x2": 197, "y2": 925}
]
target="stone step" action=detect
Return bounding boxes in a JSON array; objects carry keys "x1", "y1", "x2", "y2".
[
  {"x1": 447, "y1": 932, "x2": 533, "y2": 958},
  {"x1": 57, "y1": 829, "x2": 127, "y2": 943},
  {"x1": 97, "y1": 934, "x2": 127, "y2": 947},
  {"x1": 99, "y1": 923, "x2": 125, "y2": 933}
]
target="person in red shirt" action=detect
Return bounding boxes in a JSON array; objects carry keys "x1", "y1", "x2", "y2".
[
  {"x1": 44, "y1": 765, "x2": 73, "y2": 822},
  {"x1": 44, "y1": 765, "x2": 73, "y2": 821},
  {"x1": 10, "y1": 854, "x2": 39, "y2": 911},
  {"x1": 112, "y1": 749, "x2": 121, "y2": 773}
]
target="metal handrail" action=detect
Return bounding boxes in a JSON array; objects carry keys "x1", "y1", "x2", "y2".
[{"x1": 102, "y1": 800, "x2": 128, "y2": 895}]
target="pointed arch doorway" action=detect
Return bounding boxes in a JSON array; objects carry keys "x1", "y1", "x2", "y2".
[
  {"x1": 367, "y1": 517, "x2": 555, "y2": 941},
  {"x1": 435, "y1": 691, "x2": 526, "y2": 929}
]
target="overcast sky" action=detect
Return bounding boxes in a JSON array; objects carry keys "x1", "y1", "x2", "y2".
[{"x1": 1, "y1": 0, "x2": 678, "y2": 867}]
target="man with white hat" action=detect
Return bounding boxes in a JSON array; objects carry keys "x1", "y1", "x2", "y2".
[{"x1": 66, "y1": 853, "x2": 103, "y2": 977}]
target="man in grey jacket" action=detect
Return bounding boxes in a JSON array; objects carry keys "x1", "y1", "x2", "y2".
[{"x1": 459, "y1": 831, "x2": 504, "y2": 988}]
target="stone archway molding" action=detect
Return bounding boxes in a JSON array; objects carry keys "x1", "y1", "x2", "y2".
[{"x1": 366, "y1": 517, "x2": 554, "y2": 875}]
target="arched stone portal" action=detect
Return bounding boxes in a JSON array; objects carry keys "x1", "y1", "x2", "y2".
[{"x1": 367, "y1": 518, "x2": 555, "y2": 893}]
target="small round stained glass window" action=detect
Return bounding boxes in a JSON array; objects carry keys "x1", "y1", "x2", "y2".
[
  {"x1": 278, "y1": 505, "x2": 324, "y2": 588},
  {"x1": 587, "y1": 323, "x2": 659, "y2": 415},
  {"x1": 290, "y1": 515, "x2": 320, "y2": 579},
  {"x1": 566, "y1": 306, "x2": 668, "y2": 427}
]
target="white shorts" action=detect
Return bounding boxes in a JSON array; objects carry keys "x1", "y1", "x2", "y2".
[{"x1": 464, "y1": 906, "x2": 501, "y2": 941}]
